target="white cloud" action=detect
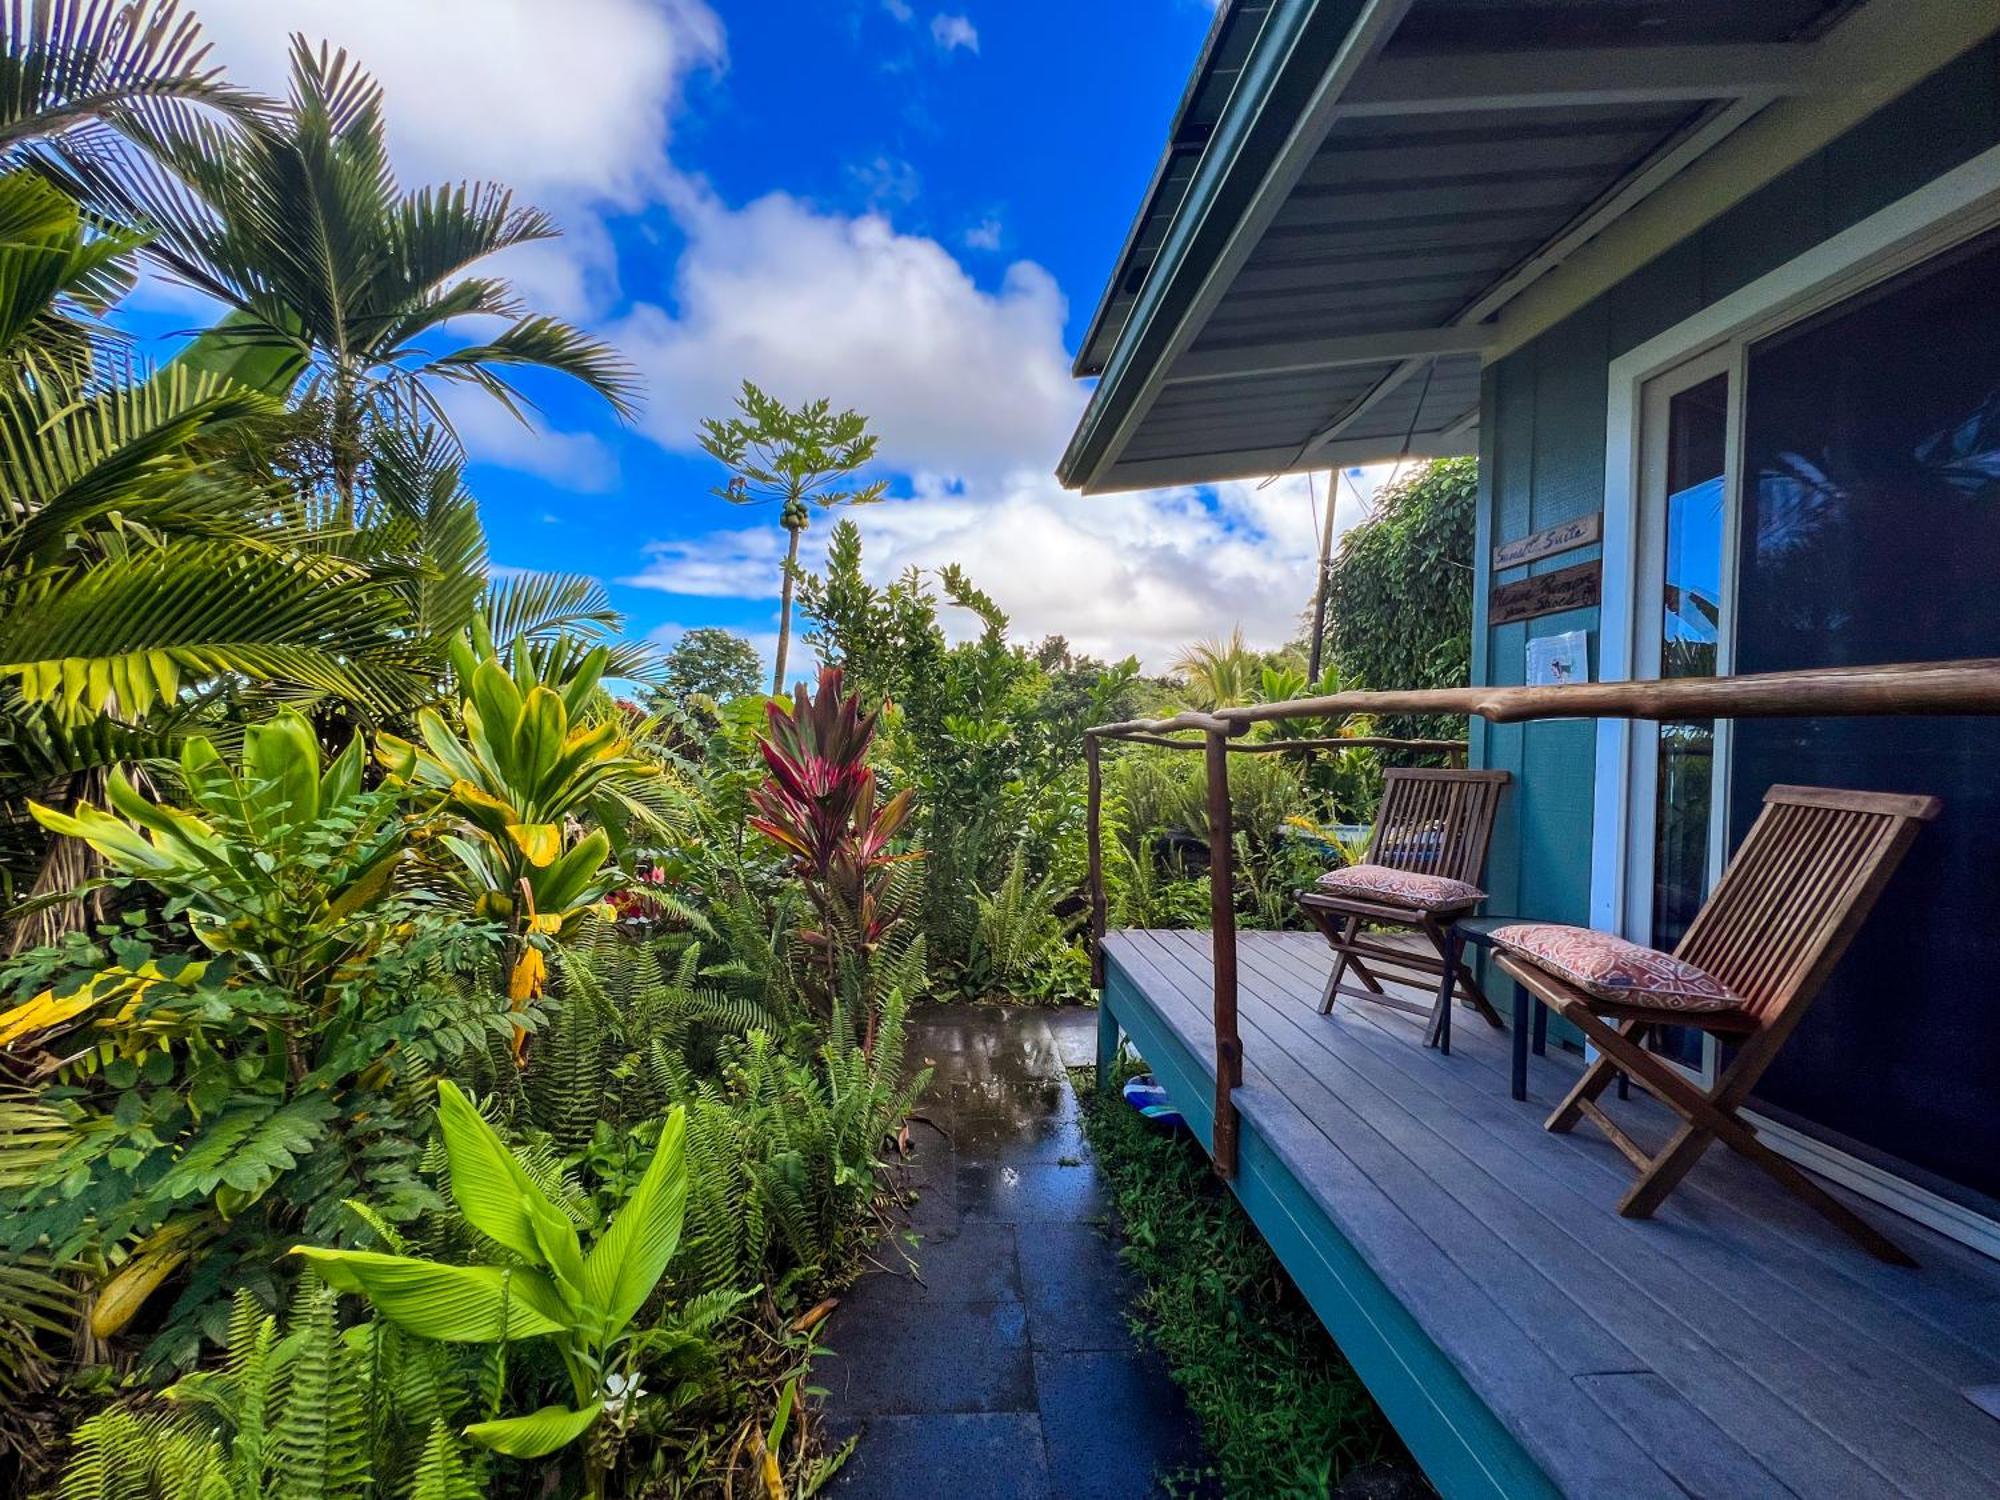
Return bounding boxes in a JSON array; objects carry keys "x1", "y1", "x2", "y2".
[
  {"x1": 188, "y1": 0, "x2": 726, "y2": 324},
  {"x1": 881, "y1": 0, "x2": 915, "y2": 20},
  {"x1": 606, "y1": 175, "x2": 1403, "y2": 670},
  {"x1": 610, "y1": 186, "x2": 1078, "y2": 486},
  {"x1": 189, "y1": 0, "x2": 724, "y2": 208},
  {"x1": 439, "y1": 389, "x2": 621, "y2": 493},
  {"x1": 962, "y1": 216, "x2": 1003, "y2": 251},
  {"x1": 930, "y1": 13, "x2": 979, "y2": 52},
  {"x1": 623, "y1": 526, "x2": 788, "y2": 599},
  {"x1": 622, "y1": 464, "x2": 1392, "y2": 673},
  {"x1": 847, "y1": 153, "x2": 922, "y2": 206}
]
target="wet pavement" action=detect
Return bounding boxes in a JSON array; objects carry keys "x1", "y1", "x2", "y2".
[{"x1": 818, "y1": 1003, "x2": 1210, "y2": 1500}]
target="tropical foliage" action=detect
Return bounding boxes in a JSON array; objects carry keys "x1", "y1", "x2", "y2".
[
  {"x1": 0, "y1": 5, "x2": 1483, "y2": 1496},
  {"x1": 1321, "y1": 456, "x2": 1478, "y2": 741},
  {"x1": 51, "y1": 35, "x2": 638, "y2": 512},
  {"x1": 0, "y1": 7, "x2": 931, "y2": 1497}
]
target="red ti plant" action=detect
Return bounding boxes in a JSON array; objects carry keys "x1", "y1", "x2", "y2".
[{"x1": 748, "y1": 666, "x2": 921, "y2": 1050}]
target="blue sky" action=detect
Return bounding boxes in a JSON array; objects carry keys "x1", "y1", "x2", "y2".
[{"x1": 123, "y1": 0, "x2": 1381, "y2": 674}]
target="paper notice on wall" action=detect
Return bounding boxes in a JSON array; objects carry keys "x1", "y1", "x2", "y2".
[{"x1": 1526, "y1": 630, "x2": 1589, "y2": 687}]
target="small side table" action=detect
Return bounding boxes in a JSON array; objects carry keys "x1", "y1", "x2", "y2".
[{"x1": 1438, "y1": 915, "x2": 1546, "y2": 1100}]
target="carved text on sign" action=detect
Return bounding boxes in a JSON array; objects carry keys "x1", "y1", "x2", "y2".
[
  {"x1": 1490, "y1": 560, "x2": 1601, "y2": 626},
  {"x1": 1493, "y1": 513, "x2": 1601, "y2": 571}
]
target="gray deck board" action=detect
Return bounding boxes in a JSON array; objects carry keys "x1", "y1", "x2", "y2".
[
  {"x1": 1228, "y1": 935, "x2": 2000, "y2": 1495},
  {"x1": 1103, "y1": 928, "x2": 2000, "y2": 1500}
]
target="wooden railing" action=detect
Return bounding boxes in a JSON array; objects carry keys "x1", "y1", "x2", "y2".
[{"x1": 1083, "y1": 657, "x2": 2000, "y2": 1177}]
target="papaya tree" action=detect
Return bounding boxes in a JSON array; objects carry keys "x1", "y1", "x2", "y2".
[{"x1": 698, "y1": 383, "x2": 887, "y2": 692}]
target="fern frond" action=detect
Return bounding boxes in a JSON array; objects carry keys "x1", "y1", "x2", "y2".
[
  {"x1": 269, "y1": 1280, "x2": 367, "y2": 1500},
  {"x1": 407, "y1": 1420, "x2": 482, "y2": 1500}
]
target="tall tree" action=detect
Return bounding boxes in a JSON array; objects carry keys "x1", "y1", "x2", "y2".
[
  {"x1": 55, "y1": 37, "x2": 639, "y2": 516},
  {"x1": 698, "y1": 381, "x2": 886, "y2": 692}
]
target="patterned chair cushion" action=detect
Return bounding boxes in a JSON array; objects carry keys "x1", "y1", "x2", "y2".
[
  {"x1": 1490, "y1": 923, "x2": 1742, "y2": 1013},
  {"x1": 1314, "y1": 863, "x2": 1486, "y2": 912}
]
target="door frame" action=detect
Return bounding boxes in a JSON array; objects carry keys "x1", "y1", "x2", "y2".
[
  {"x1": 1620, "y1": 344, "x2": 1743, "y2": 1004},
  {"x1": 1588, "y1": 140, "x2": 2000, "y2": 1257}
]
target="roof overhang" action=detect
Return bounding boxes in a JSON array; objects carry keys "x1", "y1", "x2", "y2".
[{"x1": 1060, "y1": 0, "x2": 2000, "y2": 495}]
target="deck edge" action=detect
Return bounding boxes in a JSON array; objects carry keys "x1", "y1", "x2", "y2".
[{"x1": 1103, "y1": 948, "x2": 1563, "y2": 1500}]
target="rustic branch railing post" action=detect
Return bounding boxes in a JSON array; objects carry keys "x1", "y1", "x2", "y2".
[
  {"x1": 1085, "y1": 731, "x2": 1106, "y2": 991},
  {"x1": 1204, "y1": 728, "x2": 1243, "y2": 1178}
]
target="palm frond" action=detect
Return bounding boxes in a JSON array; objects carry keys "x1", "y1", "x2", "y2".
[
  {"x1": 1, "y1": 538, "x2": 425, "y2": 717},
  {"x1": 0, "y1": 0, "x2": 267, "y2": 153},
  {"x1": 480, "y1": 570, "x2": 621, "y2": 643},
  {"x1": 354, "y1": 426, "x2": 487, "y2": 645},
  {"x1": 426, "y1": 314, "x2": 641, "y2": 422},
  {"x1": 0, "y1": 361, "x2": 279, "y2": 570}
]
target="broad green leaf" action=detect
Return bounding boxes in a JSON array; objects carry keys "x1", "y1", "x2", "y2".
[
  {"x1": 28, "y1": 797, "x2": 168, "y2": 871},
  {"x1": 434, "y1": 1081, "x2": 557, "y2": 1262},
  {"x1": 462, "y1": 1402, "x2": 602, "y2": 1458},
  {"x1": 243, "y1": 711, "x2": 322, "y2": 835},
  {"x1": 104, "y1": 770, "x2": 215, "y2": 857},
  {"x1": 319, "y1": 733, "x2": 364, "y2": 810},
  {"x1": 532, "y1": 830, "x2": 611, "y2": 913},
  {"x1": 291, "y1": 1250, "x2": 568, "y2": 1341},
  {"x1": 170, "y1": 308, "x2": 310, "y2": 396},
  {"x1": 513, "y1": 685, "x2": 566, "y2": 797},
  {"x1": 524, "y1": 1190, "x2": 585, "y2": 1308},
  {"x1": 581, "y1": 1107, "x2": 688, "y2": 1339}
]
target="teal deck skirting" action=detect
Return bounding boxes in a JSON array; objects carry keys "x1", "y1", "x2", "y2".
[{"x1": 1100, "y1": 956, "x2": 1562, "y2": 1500}]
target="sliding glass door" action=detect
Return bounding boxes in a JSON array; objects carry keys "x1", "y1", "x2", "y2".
[
  {"x1": 1623, "y1": 228, "x2": 2000, "y2": 1226},
  {"x1": 1727, "y1": 230, "x2": 2000, "y2": 1213}
]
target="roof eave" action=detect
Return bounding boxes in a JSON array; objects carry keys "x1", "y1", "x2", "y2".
[
  {"x1": 1069, "y1": 2, "x2": 1247, "y2": 380},
  {"x1": 1057, "y1": 0, "x2": 1375, "y2": 492}
]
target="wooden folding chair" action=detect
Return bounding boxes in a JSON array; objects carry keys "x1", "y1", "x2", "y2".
[
  {"x1": 1298, "y1": 767, "x2": 1510, "y2": 1043},
  {"x1": 1496, "y1": 785, "x2": 1941, "y2": 1265}
]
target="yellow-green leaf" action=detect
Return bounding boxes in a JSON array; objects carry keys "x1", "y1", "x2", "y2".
[
  {"x1": 291, "y1": 1248, "x2": 569, "y2": 1341},
  {"x1": 434, "y1": 1080, "x2": 559, "y2": 1262},
  {"x1": 505, "y1": 823, "x2": 561, "y2": 867},
  {"x1": 464, "y1": 1403, "x2": 602, "y2": 1458}
]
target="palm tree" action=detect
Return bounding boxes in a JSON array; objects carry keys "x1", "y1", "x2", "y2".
[
  {"x1": 1171, "y1": 627, "x2": 1268, "y2": 709},
  {"x1": 0, "y1": 169, "x2": 441, "y2": 940},
  {"x1": 699, "y1": 381, "x2": 887, "y2": 692},
  {"x1": 57, "y1": 38, "x2": 639, "y2": 516},
  {"x1": 0, "y1": 0, "x2": 265, "y2": 157}
]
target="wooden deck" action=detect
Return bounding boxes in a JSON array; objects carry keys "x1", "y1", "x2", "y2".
[{"x1": 1099, "y1": 928, "x2": 2000, "y2": 1500}]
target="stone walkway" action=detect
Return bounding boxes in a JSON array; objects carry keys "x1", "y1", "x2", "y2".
[{"x1": 818, "y1": 1003, "x2": 1209, "y2": 1500}]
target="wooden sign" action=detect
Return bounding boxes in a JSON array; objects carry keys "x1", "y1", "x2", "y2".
[
  {"x1": 1489, "y1": 559, "x2": 1600, "y2": 626},
  {"x1": 1493, "y1": 513, "x2": 1600, "y2": 571}
]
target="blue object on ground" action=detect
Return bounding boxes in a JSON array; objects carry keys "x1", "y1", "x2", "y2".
[{"x1": 1121, "y1": 1074, "x2": 1184, "y2": 1129}]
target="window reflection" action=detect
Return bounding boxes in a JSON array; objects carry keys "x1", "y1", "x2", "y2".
[{"x1": 1651, "y1": 378, "x2": 1727, "y2": 958}]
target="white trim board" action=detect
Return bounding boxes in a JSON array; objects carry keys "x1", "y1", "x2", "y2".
[{"x1": 1586, "y1": 139, "x2": 2000, "y2": 1259}]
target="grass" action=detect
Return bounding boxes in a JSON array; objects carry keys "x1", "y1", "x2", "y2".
[{"x1": 1073, "y1": 1060, "x2": 1416, "y2": 1500}]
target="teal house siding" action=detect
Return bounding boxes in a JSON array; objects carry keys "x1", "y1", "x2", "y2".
[{"x1": 1471, "y1": 39, "x2": 2000, "y2": 944}]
